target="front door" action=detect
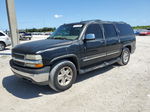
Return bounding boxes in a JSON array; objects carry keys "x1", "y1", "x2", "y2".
[{"x1": 81, "y1": 23, "x2": 106, "y2": 67}]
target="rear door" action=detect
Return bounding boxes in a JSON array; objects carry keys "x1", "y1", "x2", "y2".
[
  {"x1": 103, "y1": 24, "x2": 122, "y2": 60},
  {"x1": 81, "y1": 23, "x2": 106, "y2": 67}
]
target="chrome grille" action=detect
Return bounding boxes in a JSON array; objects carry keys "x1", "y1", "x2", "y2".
[
  {"x1": 12, "y1": 53, "x2": 25, "y2": 66},
  {"x1": 12, "y1": 53, "x2": 25, "y2": 59}
]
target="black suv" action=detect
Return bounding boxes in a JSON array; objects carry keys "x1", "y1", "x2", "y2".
[{"x1": 10, "y1": 20, "x2": 136, "y2": 91}]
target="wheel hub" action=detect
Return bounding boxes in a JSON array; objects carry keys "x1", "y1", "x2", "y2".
[
  {"x1": 0, "y1": 44, "x2": 4, "y2": 50},
  {"x1": 57, "y1": 66, "x2": 73, "y2": 86},
  {"x1": 123, "y1": 51, "x2": 129, "y2": 63}
]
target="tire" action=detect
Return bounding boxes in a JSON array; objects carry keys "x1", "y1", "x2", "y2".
[
  {"x1": 118, "y1": 47, "x2": 130, "y2": 66},
  {"x1": 0, "y1": 42, "x2": 5, "y2": 51},
  {"x1": 26, "y1": 38, "x2": 29, "y2": 41},
  {"x1": 49, "y1": 60, "x2": 77, "y2": 92}
]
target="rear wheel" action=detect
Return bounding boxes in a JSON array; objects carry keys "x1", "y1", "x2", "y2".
[
  {"x1": 0, "y1": 42, "x2": 5, "y2": 51},
  {"x1": 118, "y1": 47, "x2": 130, "y2": 66},
  {"x1": 49, "y1": 60, "x2": 77, "y2": 92}
]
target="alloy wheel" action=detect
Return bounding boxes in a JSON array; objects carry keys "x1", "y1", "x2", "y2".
[{"x1": 57, "y1": 66, "x2": 73, "y2": 86}]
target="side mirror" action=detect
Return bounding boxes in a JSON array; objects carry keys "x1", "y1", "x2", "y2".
[{"x1": 85, "y1": 34, "x2": 96, "y2": 40}]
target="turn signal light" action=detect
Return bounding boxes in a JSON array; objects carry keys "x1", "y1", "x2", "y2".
[{"x1": 35, "y1": 64, "x2": 44, "y2": 68}]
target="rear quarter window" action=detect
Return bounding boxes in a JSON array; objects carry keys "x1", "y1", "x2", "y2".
[{"x1": 116, "y1": 24, "x2": 134, "y2": 36}]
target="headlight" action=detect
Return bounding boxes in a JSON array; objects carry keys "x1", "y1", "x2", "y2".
[
  {"x1": 25, "y1": 54, "x2": 43, "y2": 68},
  {"x1": 25, "y1": 55, "x2": 42, "y2": 60}
]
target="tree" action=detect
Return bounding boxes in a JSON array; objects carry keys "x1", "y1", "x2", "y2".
[{"x1": 19, "y1": 27, "x2": 56, "y2": 33}]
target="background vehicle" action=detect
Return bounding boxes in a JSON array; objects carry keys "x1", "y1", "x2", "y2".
[
  {"x1": 139, "y1": 29, "x2": 150, "y2": 36},
  {"x1": 0, "y1": 31, "x2": 11, "y2": 51},
  {"x1": 134, "y1": 29, "x2": 141, "y2": 35},
  {"x1": 10, "y1": 20, "x2": 136, "y2": 91},
  {"x1": 19, "y1": 32, "x2": 32, "y2": 40}
]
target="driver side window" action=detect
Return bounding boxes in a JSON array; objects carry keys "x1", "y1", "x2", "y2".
[{"x1": 85, "y1": 24, "x2": 103, "y2": 39}]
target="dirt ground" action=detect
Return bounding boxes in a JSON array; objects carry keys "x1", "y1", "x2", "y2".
[{"x1": 0, "y1": 36, "x2": 150, "y2": 112}]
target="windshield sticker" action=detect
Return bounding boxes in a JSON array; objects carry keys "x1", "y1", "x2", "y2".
[{"x1": 73, "y1": 25, "x2": 83, "y2": 28}]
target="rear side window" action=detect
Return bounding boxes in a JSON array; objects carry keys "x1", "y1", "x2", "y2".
[
  {"x1": 116, "y1": 24, "x2": 134, "y2": 36},
  {"x1": 85, "y1": 24, "x2": 103, "y2": 39},
  {"x1": 0, "y1": 32, "x2": 5, "y2": 36},
  {"x1": 103, "y1": 24, "x2": 117, "y2": 38}
]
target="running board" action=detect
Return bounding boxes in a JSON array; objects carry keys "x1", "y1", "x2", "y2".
[{"x1": 79, "y1": 58, "x2": 120, "y2": 74}]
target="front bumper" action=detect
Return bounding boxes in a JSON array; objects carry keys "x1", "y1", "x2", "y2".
[
  {"x1": 5, "y1": 40, "x2": 11, "y2": 46},
  {"x1": 10, "y1": 60, "x2": 50, "y2": 85}
]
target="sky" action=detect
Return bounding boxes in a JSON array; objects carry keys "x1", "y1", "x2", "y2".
[{"x1": 0, "y1": 0, "x2": 150, "y2": 30}]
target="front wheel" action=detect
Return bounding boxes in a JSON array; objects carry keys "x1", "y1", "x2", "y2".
[
  {"x1": 118, "y1": 48, "x2": 130, "y2": 66},
  {"x1": 0, "y1": 42, "x2": 5, "y2": 51},
  {"x1": 49, "y1": 60, "x2": 77, "y2": 92}
]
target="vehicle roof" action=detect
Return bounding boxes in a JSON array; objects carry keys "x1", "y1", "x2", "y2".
[{"x1": 64, "y1": 19, "x2": 127, "y2": 25}]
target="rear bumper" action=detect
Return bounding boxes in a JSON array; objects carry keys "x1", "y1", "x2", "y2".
[{"x1": 10, "y1": 60, "x2": 50, "y2": 85}]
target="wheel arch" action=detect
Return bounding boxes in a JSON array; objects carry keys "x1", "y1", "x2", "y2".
[
  {"x1": 123, "y1": 44, "x2": 132, "y2": 53},
  {"x1": 49, "y1": 54, "x2": 80, "y2": 73},
  {"x1": 0, "y1": 41, "x2": 6, "y2": 47}
]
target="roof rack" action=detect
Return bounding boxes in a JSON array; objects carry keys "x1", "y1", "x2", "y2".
[
  {"x1": 63, "y1": 19, "x2": 127, "y2": 25},
  {"x1": 80, "y1": 19, "x2": 102, "y2": 23}
]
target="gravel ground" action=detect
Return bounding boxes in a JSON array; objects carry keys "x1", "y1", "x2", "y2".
[{"x1": 0, "y1": 36, "x2": 150, "y2": 112}]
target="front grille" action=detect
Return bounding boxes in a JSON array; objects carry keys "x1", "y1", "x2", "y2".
[
  {"x1": 13, "y1": 60, "x2": 25, "y2": 66},
  {"x1": 12, "y1": 52, "x2": 25, "y2": 59},
  {"x1": 12, "y1": 52, "x2": 25, "y2": 66}
]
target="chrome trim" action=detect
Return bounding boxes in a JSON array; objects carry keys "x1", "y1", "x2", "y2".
[
  {"x1": 107, "y1": 50, "x2": 120, "y2": 56},
  {"x1": 13, "y1": 52, "x2": 25, "y2": 56},
  {"x1": 12, "y1": 57, "x2": 42, "y2": 64},
  {"x1": 83, "y1": 53, "x2": 106, "y2": 61},
  {"x1": 83, "y1": 50, "x2": 120, "y2": 62},
  {"x1": 11, "y1": 68, "x2": 49, "y2": 83}
]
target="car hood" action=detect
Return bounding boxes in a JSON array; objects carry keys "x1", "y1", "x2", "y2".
[{"x1": 12, "y1": 39, "x2": 72, "y2": 54}]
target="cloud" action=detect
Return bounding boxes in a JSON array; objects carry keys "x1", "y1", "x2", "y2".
[{"x1": 54, "y1": 14, "x2": 63, "y2": 19}]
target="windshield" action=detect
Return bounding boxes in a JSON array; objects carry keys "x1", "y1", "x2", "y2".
[{"x1": 48, "y1": 24, "x2": 84, "y2": 40}]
